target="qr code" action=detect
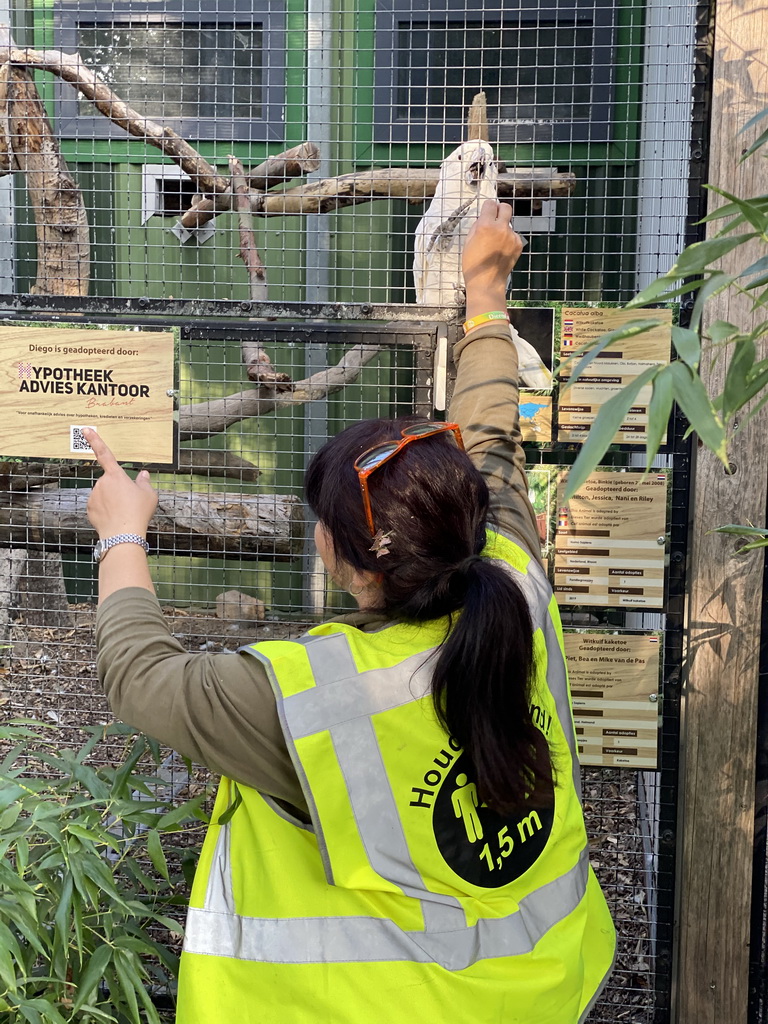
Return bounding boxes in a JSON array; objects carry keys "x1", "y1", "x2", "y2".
[{"x1": 70, "y1": 425, "x2": 96, "y2": 454}]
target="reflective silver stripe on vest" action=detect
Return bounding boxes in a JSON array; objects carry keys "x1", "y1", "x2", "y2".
[
  {"x1": 329, "y1": 713, "x2": 466, "y2": 927},
  {"x1": 283, "y1": 644, "x2": 435, "y2": 738},
  {"x1": 184, "y1": 846, "x2": 590, "y2": 971}
]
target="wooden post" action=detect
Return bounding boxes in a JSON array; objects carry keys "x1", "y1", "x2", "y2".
[{"x1": 677, "y1": 2, "x2": 768, "y2": 1021}]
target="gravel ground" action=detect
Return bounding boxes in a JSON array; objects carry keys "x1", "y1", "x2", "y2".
[{"x1": 1, "y1": 605, "x2": 661, "y2": 1022}]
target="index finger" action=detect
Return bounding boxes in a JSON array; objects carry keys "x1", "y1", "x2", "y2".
[{"x1": 82, "y1": 427, "x2": 120, "y2": 472}]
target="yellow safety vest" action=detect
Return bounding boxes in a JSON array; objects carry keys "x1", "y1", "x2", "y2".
[{"x1": 177, "y1": 531, "x2": 616, "y2": 1023}]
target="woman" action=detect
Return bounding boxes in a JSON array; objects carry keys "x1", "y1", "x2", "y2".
[{"x1": 85, "y1": 199, "x2": 615, "y2": 1023}]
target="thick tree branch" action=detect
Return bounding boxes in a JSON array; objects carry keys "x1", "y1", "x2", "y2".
[
  {"x1": 180, "y1": 344, "x2": 382, "y2": 440},
  {"x1": 181, "y1": 166, "x2": 576, "y2": 224},
  {"x1": 0, "y1": 38, "x2": 89, "y2": 295},
  {"x1": 0, "y1": 488, "x2": 304, "y2": 559},
  {"x1": 0, "y1": 450, "x2": 262, "y2": 488},
  {"x1": 230, "y1": 155, "x2": 268, "y2": 301},
  {"x1": 2, "y1": 45, "x2": 230, "y2": 194}
]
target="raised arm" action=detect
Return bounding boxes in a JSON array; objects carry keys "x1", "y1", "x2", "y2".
[{"x1": 448, "y1": 200, "x2": 541, "y2": 560}]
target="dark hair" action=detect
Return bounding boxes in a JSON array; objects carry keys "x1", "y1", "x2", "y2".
[{"x1": 304, "y1": 416, "x2": 552, "y2": 814}]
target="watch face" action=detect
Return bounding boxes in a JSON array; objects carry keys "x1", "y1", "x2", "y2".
[{"x1": 93, "y1": 540, "x2": 104, "y2": 563}]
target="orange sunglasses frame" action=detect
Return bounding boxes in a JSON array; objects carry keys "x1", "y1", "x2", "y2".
[{"x1": 353, "y1": 422, "x2": 465, "y2": 536}]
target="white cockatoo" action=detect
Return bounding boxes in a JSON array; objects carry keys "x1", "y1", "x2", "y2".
[{"x1": 413, "y1": 140, "x2": 552, "y2": 390}]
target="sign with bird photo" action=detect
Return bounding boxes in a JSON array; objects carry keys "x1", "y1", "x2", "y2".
[
  {"x1": 0, "y1": 323, "x2": 177, "y2": 464},
  {"x1": 557, "y1": 306, "x2": 673, "y2": 444}
]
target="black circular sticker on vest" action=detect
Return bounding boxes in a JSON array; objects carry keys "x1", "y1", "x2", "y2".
[{"x1": 431, "y1": 752, "x2": 555, "y2": 888}]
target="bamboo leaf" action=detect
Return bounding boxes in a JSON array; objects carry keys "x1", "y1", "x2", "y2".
[
  {"x1": 704, "y1": 185, "x2": 768, "y2": 233},
  {"x1": 689, "y1": 273, "x2": 736, "y2": 331},
  {"x1": 18, "y1": 997, "x2": 70, "y2": 1024},
  {"x1": 112, "y1": 950, "x2": 142, "y2": 1024},
  {"x1": 157, "y1": 792, "x2": 209, "y2": 829},
  {"x1": 738, "y1": 106, "x2": 768, "y2": 135},
  {"x1": 217, "y1": 784, "x2": 243, "y2": 826},
  {"x1": 563, "y1": 366, "x2": 661, "y2": 499},
  {"x1": 721, "y1": 338, "x2": 756, "y2": 421},
  {"x1": 52, "y1": 873, "x2": 74, "y2": 977},
  {"x1": 740, "y1": 124, "x2": 768, "y2": 161},
  {"x1": 644, "y1": 366, "x2": 675, "y2": 464},
  {"x1": 146, "y1": 829, "x2": 170, "y2": 883},
  {"x1": 71, "y1": 944, "x2": 113, "y2": 1013},
  {"x1": 667, "y1": 362, "x2": 728, "y2": 462},
  {"x1": 707, "y1": 320, "x2": 741, "y2": 344},
  {"x1": 730, "y1": 386, "x2": 768, "y2": 433},
  {"x1": 669, "y1": 234, "x2": 756, "y2": 277},
  {"x1": 0, "y1": 784, "x2": 26, "y2": 814},
  {"x1": 0, "y1": 801, "x2": 22, "y2": 831},
  {"x1": 671, "y1": 327, "x2": 701, "y2": 370},
  {"x1": 743, "y1": 271, "x2": 768, "y2": 292},
  {"x1": 714, "y1": 525, "x2": 768, "y2": 536},
  {"x1": 626, "y1": 277, "x2": 705, "y2": 308},
  {"x1": 738, "y1": 253, "x2": 768, "y2": 280},
  {"x1": 0, "y1": 921, "x2": 24, "y2": 991}
]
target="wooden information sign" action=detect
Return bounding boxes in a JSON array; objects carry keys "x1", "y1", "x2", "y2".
[
  {"x1": 0, "y1": 323, "x2": 176, "y2": 464},
  {"x1": 557, "y1": 306, "x2": 672, "y2": 444},
  {"x1": 554, "y1": 470, "x2": 668, "y2": 608},
  {"x1": 564, "y1": 631, "x2": 661, "y2": 769}
]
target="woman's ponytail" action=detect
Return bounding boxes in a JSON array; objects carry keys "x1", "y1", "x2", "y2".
[
  {"x1": 305, "y1": 415, "x2": 553, "y2": 816},
  {"x1": 429, "y1": 558, "x2": 552, "y2": 815}
]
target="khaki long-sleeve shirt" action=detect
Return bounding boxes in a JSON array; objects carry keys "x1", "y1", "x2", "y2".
[{"x1": 95, "y1": 322, "x2": 541, "y2": 813}]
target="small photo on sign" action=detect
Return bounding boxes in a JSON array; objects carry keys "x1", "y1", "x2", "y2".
[
  {"x1": 508, "y1": 306, "x2": 556, "y2": 374},
  {"x1": 519, "y1": 393, "x2": 553, "y2": 443},
  {"x1": 0, "y1": 322, "x2": 177, "y2": 465}
]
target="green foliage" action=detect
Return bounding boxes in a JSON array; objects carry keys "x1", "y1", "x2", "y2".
[
  {"x1": 0, "y1": 721, "x2": 209, "y2": 1023},
  {"x1": 564, "y1": 111, "x2": 768, "y2": 541}
]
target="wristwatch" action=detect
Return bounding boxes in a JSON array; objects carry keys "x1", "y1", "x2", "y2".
[{"x1": 93, "y1": 534, "x2": 150, "y2": 563}]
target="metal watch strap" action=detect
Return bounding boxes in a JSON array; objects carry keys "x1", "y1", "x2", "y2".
[{"x1": 94, "y1": 534, "x2": 150, "y2": 562}]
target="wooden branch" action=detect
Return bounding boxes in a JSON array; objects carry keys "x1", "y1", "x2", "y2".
[
  {"x1": 0, "y1": 450, "x2": 261, "y2": 488},
  {"x1": 0, "y1": 488, "x2": 304, "y2": 559},
  {"x1": 178, "y1": 449, "x2": 261, "y2": 481},
  {"x1": 180, "y1": 343, "x2": 381, "y2": 440},
  {"x1": 244, "y1": 144, "x2": 321, "y2": 190},
  {"x1": 1, "y1": 44, "x2": 229, "y2": 194},
  {"x1": 217, "y1": 167, "x2": 576, "y2": 218},
  {"x1": 0, "y1": 35, "x2": 89, "y2": 296},
  {"x1": 230, "y1": 155, "x2": 268, "y2": 302},
  {"x1": 181, "y1": 143, "x2": 321, "y2": 230},
  {"x1": 0, "y1": 64, "x2": 14, "y2": 176}
]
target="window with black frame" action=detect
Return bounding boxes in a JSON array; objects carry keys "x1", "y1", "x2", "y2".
[
  {"x1": 53, "y1": 0, "x2": 285, "y2": 142},
  {"x1": 375, "y1": 0, "x2": 617, "y2": 144}
]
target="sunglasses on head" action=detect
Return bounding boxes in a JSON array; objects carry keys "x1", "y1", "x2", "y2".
[{"x1": 353, "y1": 422, "x2": 465, "y2": 536}]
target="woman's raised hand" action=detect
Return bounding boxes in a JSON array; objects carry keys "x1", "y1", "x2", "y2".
[
  {"x1": 83, "y1": 428, "x2": 158, "y2": 540},
  {"x1": 462, "y1": 200, "x2": 524, "y2": 317}
]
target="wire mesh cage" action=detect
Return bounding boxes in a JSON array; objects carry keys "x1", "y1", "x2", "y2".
[{"x1": 0, "y1": 0, "x2": 708, "y2": 1019}]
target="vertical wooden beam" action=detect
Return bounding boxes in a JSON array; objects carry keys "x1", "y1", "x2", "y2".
[{"x1": 677, "y1": 2, "x2": 768, "y2": 1021}]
